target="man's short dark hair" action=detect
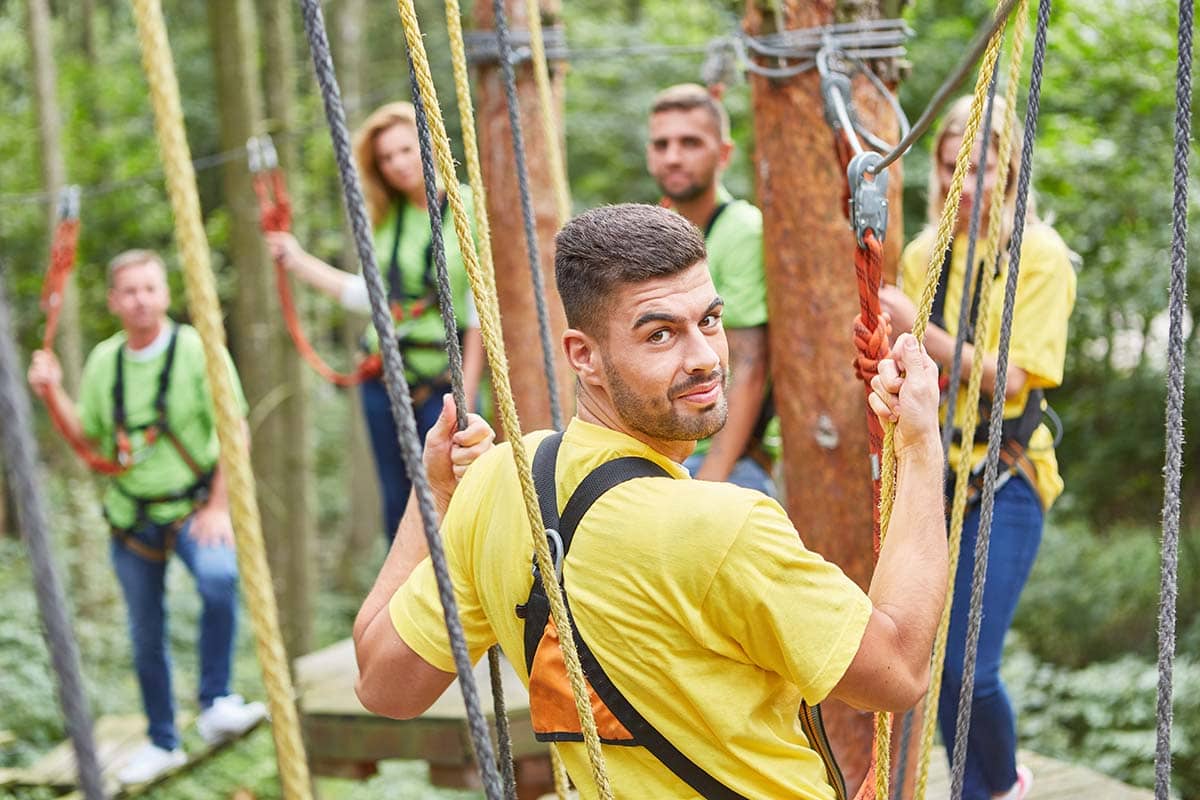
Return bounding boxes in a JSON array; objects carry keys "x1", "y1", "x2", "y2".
[
  {"x1": 650, "y1": 83, "x2": 731, "y2": 142},
  {"x1": 555, "y1": 204, "x2": 707, "y2": 336}
]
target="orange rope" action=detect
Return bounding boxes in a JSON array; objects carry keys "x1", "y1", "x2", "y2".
[
  {"x1": 39, "y1": 208, "x2": 130, "y2": 475},
  {"x1": 250, "y1": 165, "x2": 381, "y2": 387}
]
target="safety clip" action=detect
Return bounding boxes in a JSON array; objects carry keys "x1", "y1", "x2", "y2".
[
  {"x1": 56, "y1": 185, "x2": 81, "y2": 222},
  {"x1": 847, "y1": 151, "x2": 888, "y2": 249},
  {"x1": 246, "y1": 134, "x2": 279, "y2": 174}
]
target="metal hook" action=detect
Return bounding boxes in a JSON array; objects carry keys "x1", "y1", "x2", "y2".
[{"x1": 848, "y1": 151, "x2": 889, "y2": 248}]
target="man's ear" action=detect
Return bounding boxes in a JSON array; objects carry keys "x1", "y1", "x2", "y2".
[
  {"x1": 106, "y1": 288, "x2": 119, "y2": 316},
  {"x1": 562, "y1": 328, "x2": 604, "y2": 389},
  {"x1": 718, "y1": 139, "x2": 734, "y2": 171}
]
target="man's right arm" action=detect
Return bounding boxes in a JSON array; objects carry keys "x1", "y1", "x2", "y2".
[
  {"x1": 27, "y1": 349, "x2": 85, "y2": 442},
  {"x1": 829, "y1": 334, "x2": 949, "y2": 712}
]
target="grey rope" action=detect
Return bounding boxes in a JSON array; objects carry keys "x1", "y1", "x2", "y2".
[
  {"x1": 406, "y1": 49, "x2": 519, "y2": 800},
  {"x1": 940, "y1": 61, "x2": 1001, "y2": 461},
  {"x1": 949, "y1": 1, "x2": 1051, "y2": 797},
  {"x1": 492, "y1": 0, "x2": 564, "y2": 431},
  {"x1": 869, "y1": 0, "x2": 1021, "y2": 175},
  {"x1": 296, "y1": 3, "x2": 504, "y2": 798},
  {"x1": 1156, "y1": 1, "x2": 1192, "y2": 796},
  {"x1": 0, "y1": 272, "x2": 106, "y2": 800}
]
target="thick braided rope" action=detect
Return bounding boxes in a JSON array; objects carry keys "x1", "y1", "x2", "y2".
[
  {"x1": 492, "y1": 0, "x2": 564, "y2": 431},
  {"x1": 875, "y1": 12, "x2": 1007, "y2": 546},
  {"x1": 408, "y1": 47, "x2": 519, "y2": 800},
  {"x1": 948, "y1": 1, "x2": 1050, "y2": 797},
  {"x1": 1156, "y1": 1, "x2": 1193, "y2": 795},
  {"x1": 295, "y1": 3, "x2": 505, "y2": 798},
  {"x1": 0, "y1": 279, "x2": 106, "y2": 800},
  {"x1": 524, "y1": 0, "x2": 571, "y2": 224},
  {"x1": 127, "y1": 2, "x2": 312, "y2": 796},
  {"x1": 913, "y1": 4, "x2": 1029, "y2": 797},
  {"x1": 442, "y1": 7, "x2": 559, "y2": 794},
  {"x1": 393, "y1": 1, "x2": 614, "y2": 794}
]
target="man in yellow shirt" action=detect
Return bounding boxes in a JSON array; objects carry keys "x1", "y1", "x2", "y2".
[{"x1": 354, "y1": 204, "x2": 949, "y2": 798}]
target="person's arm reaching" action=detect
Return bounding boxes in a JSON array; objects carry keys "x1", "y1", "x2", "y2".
[
  {"x1": 266, "y1": 231, "x2": 362, "y2": 307},
  {"x1": 353, "y1": 395, "x2": 496, "y2": 718},
  {"x1": 27, "y1": 350, "x2": 85, "y2": 440},
  {"x1": 829, "y1": 333, "x2": 950, "y2": 712},
  {"x1": 695, "y1": 325, "x2": 767, "y2": 481}
]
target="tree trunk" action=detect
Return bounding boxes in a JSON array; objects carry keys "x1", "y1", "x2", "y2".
[
  {"x1": 208, "y1": 0, "x2": 298, "y2": 653},
  {"x1": 259, "y1": 0, "x2": 315, "y2": 659},
  {"x1": 80, "y1": 0, "x2": 96, "y2": 62},
  {"x1": 331, "y1": 0, "x2": 386, "y2": 588},
  {"x1": 472, "y1": 0, "x2": 573, "y2": 433},
  {"x1": 743, "y1": 0, "x2": 912, "y2": 796}
]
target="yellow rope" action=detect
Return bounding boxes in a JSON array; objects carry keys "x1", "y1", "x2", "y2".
[
  {"x1": 127, "y1": 2, "x2": 312, "y2": 798},
  {"x1": 912, "y1": 2, "x2": 1029, "y2": 796},
  {"x1": 524, "y1": 0, "x2": 572, "y2": 225},
  {"x1": 395, "y1": 2, "x2": 613, "y2": 796},
  {"x1": 873, "y1": 5, "x2": 1014, "y2": 798},
  {"x1": 444, "y1": 7, "x2": 568, "y2": 798}
]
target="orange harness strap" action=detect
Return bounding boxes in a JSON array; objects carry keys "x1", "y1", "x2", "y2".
[{"x1": 249, "y1": 139, "x2": 381, "y2": 387}]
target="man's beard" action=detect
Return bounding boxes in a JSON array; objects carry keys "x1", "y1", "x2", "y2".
[
  {"x1": 660, "y1": 179, "x2": 707, "y2": 204},
  {"x1": 604, "y1": 361, "x2": 729, "y2": 442}
]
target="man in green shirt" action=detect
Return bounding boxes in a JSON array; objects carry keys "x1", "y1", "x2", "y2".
[
  {"x1": 28, "y1": 250, "x2": 265, "y2": 785},
  {"x1": 647, "y1": 83, "x2": 775, "y2": 495}
]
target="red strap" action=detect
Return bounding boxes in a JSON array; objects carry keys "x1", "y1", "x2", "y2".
[{"x1": 253, "y1": 168, "x2": 378, "y2": 387}]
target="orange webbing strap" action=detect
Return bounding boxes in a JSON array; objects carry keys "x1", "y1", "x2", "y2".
[
  {"x1": 39, "y1": 189, "x2": 129, "y2": 476},
  {"x1": 248, "y1": 137, "x2": 380, "y2": 387}
]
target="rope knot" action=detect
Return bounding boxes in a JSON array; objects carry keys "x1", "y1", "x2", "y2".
[{"x1": 852, "y1": 311, "x2": 892, "y2": 385}]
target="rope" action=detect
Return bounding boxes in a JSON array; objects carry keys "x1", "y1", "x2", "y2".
[
  {"x1": 408, "y1": 50, "x2": 519, "y2": 798},
  {"x1": 295, "y1": 3, "x2": 505, "y2": 798},
  {"x1": 914, "y1": 2, "x2": 1029, "y2": 795},
  {"x1": 524, "y1": 0, "x2": 572, "y2": 225},
  {"x1": 249, "y1": 149, "x2": 382, "y2": 387},
  {"x1": 392, "y1": 0, "x2": 614, "y2": 794},
  {"x1": 0, "y1": 274, "x2": 106, "y2": 799},
  {"x1": 1156, "y1": 0, "x2": 1193, "y2": 795},
  {"x1": 441, "y1": 4, "x2": 542, "y2": 794},
  {"x1": 947, "y1": 1, "x2": 1050, "y2": 796},
  {"x1": 492, "y1": 0, "x2": 564, "y2": 431},
  {"x1": 36, "y1": 193, "x2": 130, "y2": 475},
  {"x1": 127, "y1": 3, "x2": 313, "y2": 797}
]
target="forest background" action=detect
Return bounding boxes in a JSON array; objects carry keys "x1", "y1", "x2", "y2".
[{"x1": 0, "y1": 0, "x2": 1198, "y2": 797}]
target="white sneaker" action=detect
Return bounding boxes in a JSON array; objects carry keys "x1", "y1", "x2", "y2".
[
  {"x1": 116, "y1": 742, "x2": 187, "y2": 785},
  {"x1": 994, "y1": 764, "x2": 1033, "y2": 800},
  {"x1": 196, "y1": 694, "x2": 268, "y2": 746}
]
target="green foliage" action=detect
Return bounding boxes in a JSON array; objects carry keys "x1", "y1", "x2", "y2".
[
  {"x1": 1004, "y1": 645, "x2": 1200, "y2": 798},
  {"x1": 1014, "y1": 519, "x2": 1200, "y2": 667}
]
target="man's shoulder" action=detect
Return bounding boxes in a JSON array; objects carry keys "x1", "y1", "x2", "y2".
[
  {"x1": 81, "y1": 331, "x2": 126, "y2": 384},
  {"x1": 713, "y1": 198, "x2": 762, "y2": 240}
]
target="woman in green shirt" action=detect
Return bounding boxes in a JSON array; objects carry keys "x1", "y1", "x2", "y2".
[{"x1": 268, "y1": 101, "x2": 483, "y2": 541}]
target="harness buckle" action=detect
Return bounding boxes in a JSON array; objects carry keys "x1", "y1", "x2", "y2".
[{"x1": 847, "y1": 151, "x2": 889, "y2": 248}]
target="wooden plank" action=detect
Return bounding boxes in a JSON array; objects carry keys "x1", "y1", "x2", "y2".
[
  {"x1": 922, "y1": 747, "x2": 1153, "y2": 799},
  {"x1": 11, "y1": 711, "x2": 263, "y2": 798}
]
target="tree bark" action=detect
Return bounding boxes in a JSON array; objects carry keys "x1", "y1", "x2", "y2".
[
  {"x1": 208, "y1": 0, "x2": 299, "y2": 652},
  {"x1": 472, "y1": 0, "x2": 573, "y2": 433},
  {"x1": 331, "y1": 0, "x2": 386, "y2": 587},
  {"x1": 744, "y1": 0, "x2": 912, "y2": 795},
  {"x1": 259, "y1": 0, "x2": 315, "y2": 659}
]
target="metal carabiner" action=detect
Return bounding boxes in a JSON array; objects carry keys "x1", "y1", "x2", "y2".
[
  {"x1": 847, "y1": 151, "x2": 889, "y2": 248},
  {"x1": 55, "y1": 185, "x2": 81, "y2": 222},
  {"x1": 817, "y1": 44, "x2": 863, "y2": 157}
]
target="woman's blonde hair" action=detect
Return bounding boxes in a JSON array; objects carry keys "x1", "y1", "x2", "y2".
[
  {"x1": 352, "y1": 101, "x2": 419, "y2": 228},
  {"x1": 926, "y1": 94, "x2": 1038, "y2": 250}
]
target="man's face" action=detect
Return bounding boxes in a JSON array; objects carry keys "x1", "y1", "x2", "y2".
[
  {"x1": 108, "y1": 259, "x2": 170, "y2": 334},
  {"x1": 646, "y1": 108, "x2": 731, "y2": 204},
  {"x1": 596, "y1": 262, "x2": 729, "y2": 442}
]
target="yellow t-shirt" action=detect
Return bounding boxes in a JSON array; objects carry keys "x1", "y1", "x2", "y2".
[
  {"x1": 899, "y1": 224, "x2": 1077, "y2": 509},
  {"x1": 390, "y1": 418, "x2": 872, "y2": 799}
]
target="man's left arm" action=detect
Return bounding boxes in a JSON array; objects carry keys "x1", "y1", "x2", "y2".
[{"x1": 695, "y1": 325, "x2": 768, "y2": 481}]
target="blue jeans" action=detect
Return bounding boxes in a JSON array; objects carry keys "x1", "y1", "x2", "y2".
[
  {"x1": 361, "y1": 378, "x2": 447, "y2": 542},
  {"x1": 683, "y1": 453, "x2": 778, "y2": 498},
  {"x1": 938, "y1": 475, "x2": 1043, "y2": 799},
  {"x1": 110, "y1": 516, "x2": 239, "y2": 750}
]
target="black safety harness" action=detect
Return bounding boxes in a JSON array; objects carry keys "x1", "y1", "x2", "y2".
[
  {"x1": 930, "y1": 247, "x2": 1042, "y2": 503},
  {"x1": 383, "y1": 193, "x2": 461, "y2": 404},
  {"x1": 517, "y1": 432, "x2": 848, "y2": 800},
  {"x1": 107, "y1": 325, "x2": 213, "y2": 561}
]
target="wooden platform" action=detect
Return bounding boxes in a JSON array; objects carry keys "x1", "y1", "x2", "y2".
[
  {"x1": 0, "y1": 711, "x2": 263, "y2": 798},
  {"x1": 295, "y1": 638, "x2": 552, "y2": 795}
]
